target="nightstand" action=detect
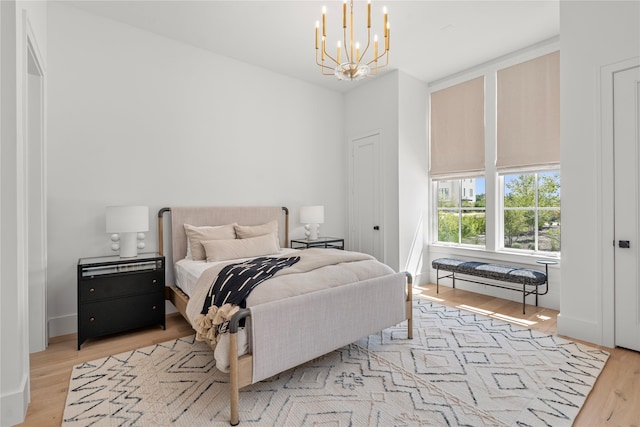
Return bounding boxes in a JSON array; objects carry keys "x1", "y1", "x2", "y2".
[
  {"x1": 77, "y1": 253, "x2": 165, "y2": 349},
  {"x1": 290, "y1": 237, "x2": 345, "y2": 250}
]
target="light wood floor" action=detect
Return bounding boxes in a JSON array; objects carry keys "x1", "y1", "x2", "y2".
[{"x1": 17, "y1": 286, "x2": 640, "y2": 426}]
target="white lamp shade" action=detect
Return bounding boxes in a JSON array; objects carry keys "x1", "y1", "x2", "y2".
[
  {"x1": 299, "y1": 205, "x2": 325, "y2": 224},
  {"x1": 106, "y1": 206, "x2": 149, "y2": 233}
]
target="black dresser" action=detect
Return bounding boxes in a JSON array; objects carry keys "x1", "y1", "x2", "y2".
[{"x1": 77, "y1": 253, "x2": 165, "y2": 349}]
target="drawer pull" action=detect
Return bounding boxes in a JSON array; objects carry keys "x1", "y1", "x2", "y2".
[
  {"x1": 152, "y1": 279, "x2": 157, "y2": 284},
  {"x1": 152, "y1": 305, "x2": 157, "y2": 310},
  {"x1": 89, "y1": 288, "x2": 95, "y2": 293},
  {"x1": 89, "y1": 316, "x2": 95, "y2": 322}
]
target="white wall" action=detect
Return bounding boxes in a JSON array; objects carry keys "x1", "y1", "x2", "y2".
[
  {"x1": 558, "y1": 0, "x2": 640, "y2": 344},
  {"x1": 343, "y1": 70, "x2": 429, "y2": 278},
  {"x1": 398, "y1": 72, "x2": 428, "y2": 282},
  {"x1": 46, "y1": 3, "x2": 345, "y2": 337},
  {"x1": 344, "y1": 71, "x2": 400, "y2": 271},
  {"x1": 1, "y1": 1, "x2": 48, "y2": 425}
]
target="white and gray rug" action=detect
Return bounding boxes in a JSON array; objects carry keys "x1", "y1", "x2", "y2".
[{"x1": 63, "y1": 300, "x2": 609, "y2": 426}]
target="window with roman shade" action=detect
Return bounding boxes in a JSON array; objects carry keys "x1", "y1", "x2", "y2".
[
  {"x1": 496, "y1": 51, "x2": 560, "y2": 170},
  {"x1": 429, "y1": 76, "x2": 485, "y2": 177}
]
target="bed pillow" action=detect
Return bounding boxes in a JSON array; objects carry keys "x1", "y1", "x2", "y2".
[
  {"x1": 234, "y1": 220, "x2": 280, "y2": 248},
  {"x1": 184, "y1": 223, "x2": 237, "y2": 261},
  {"x1": 202, "y1": 233, "x2": 280, "y2": 262}
]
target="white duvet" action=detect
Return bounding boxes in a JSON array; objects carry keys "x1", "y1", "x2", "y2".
[{"x1": 178, "y1": 248, "x2": 395, "y2": 372}]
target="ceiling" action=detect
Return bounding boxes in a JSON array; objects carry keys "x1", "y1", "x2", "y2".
[{"x1": 64, "y1": 0, "x2": 560, "y2": 92}]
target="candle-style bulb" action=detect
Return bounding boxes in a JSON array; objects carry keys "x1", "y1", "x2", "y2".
[
  {"x1": 343, "y1": 0, "x2": 347, "y2": 28},
  {"x1": 374, "y1": 34, "x2": 378, "y2": 59},
  {"x1": 383, "y1": 7, "x2": 388, "y2": 37},
  {"x1": 322, "y1": 6, "x2": 327, "y2": 37}
]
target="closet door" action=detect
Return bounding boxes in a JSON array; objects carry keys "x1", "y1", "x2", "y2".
[
  {"x1": 614, "y1": 65, "x2": 640, "y2": 351},
  {"x1": 350, "y1": 132, "x2": 383, "y2": 261}
]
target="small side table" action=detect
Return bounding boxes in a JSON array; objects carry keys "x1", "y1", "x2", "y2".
[
  {"x1": 77, "y1": 253, "x2": 165, "y2": 349},
  {"x1": 291, "y1": 237, "x2": 344, "y2": 250}
]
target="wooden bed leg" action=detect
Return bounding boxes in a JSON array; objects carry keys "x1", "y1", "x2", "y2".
[
  {"x1": 229, "y1": 332, "x2": 240, "y2": 426},
  {"x1": 405, "y1": 272, "x2": 413, "y2": 340}
]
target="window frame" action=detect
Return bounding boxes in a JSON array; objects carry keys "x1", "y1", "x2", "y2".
[
  {"x1": 433, "y1": 176, "x2": 487, "y2": 248},
  {"x1": 499, "y1": 168, "x2": 561, "y2": 255}
]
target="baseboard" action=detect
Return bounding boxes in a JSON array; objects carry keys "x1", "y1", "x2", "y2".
[
  {"x1": 0, "y1": 374, "x2": 29, "y2": 427},
  {"x1": 557, "y1": 313, "x2": 603, "y2": 346},
  {"x1": 48, "y1": 313, "x2": 77, "y2": 338}
]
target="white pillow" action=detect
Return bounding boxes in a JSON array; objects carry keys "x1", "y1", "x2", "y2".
[
  {"x1": 234, "y1": 220, "x2": 279, "y2": 248},
  {"x1": 184, "y1": 223, "x2": 237, "y2": 261},
  {"x1": 202, "y1": 233, "x2": 280, "y2": 262}
]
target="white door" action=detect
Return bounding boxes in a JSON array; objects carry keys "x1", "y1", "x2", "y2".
[
  {"x1": 614, "y1": 65, "x2": 640, "y2": 351},
  {"x1": 350, "y1": 133, "x2": 383, "y2": 261}
]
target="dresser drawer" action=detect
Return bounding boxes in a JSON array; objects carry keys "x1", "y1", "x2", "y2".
[
  {"x1": 78, "y1": 292, "x2": 165, "y2": 339},
  {"x1": 79, "y1": 270, "x2": 164, "y2": 302}
]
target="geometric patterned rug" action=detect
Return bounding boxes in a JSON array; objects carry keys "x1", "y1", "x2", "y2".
[{"x1": 62, "y1": 300, "x2": 609, "y2": 426}]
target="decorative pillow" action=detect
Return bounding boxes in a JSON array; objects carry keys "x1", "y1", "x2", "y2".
[
  {"x1": 184, "y1": 223, "x2": 237, "y2": 261},
  {"x1": 234, "y1": 221, "x2": 279, "y2": 248},
  {"x1": 202, "y1": 233, "x2": 280, "y2": 262}
]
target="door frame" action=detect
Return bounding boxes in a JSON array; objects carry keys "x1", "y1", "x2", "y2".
[
  {"x1": 347, "y1": 130, "x2": 385, "y2": 261},
  {"x1": 23, "y1": 12, "x2": 48, "y2": 352},
  {"x1": 600, "y1": 56, "x2": 640, "y2": 348}
]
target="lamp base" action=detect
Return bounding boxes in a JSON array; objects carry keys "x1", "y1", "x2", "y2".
[
  {"x1": 118, "y1": 232, "x2": 138, "y2": 258},
  {"x1": 305, "y1": 224, "x2": 320, "y2": 241}
]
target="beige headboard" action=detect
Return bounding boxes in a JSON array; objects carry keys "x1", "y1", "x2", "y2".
[{"x1": 158, "y1": 206, "x2": 289, "y2": 265}]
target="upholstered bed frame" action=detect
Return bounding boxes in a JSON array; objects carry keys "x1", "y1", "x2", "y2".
[{"x1": 158, "y1": 206, "x2": 413, "y2": 425}]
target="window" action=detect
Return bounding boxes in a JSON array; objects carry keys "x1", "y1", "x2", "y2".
[
  {"x1": 502, "y1": 171, "x2": 560, "y2": 253},
  {"x1": 437, "y1": 177, "x2": 486, "y2": 246},
  {"x1": 429, "y1": 48, "x2": 560, "y2": 256}
]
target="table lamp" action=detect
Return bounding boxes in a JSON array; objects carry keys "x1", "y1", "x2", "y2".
[
  {"x1": 106, "y1": 205, "x2": 149, "y2": 257},
  {"x1": 299, "y1": 205, "x2": 324, "y2": 241}
]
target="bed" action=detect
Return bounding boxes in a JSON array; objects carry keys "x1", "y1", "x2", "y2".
[{"x1": 158, "y1": 206, "x2": 413, "y2": 425}]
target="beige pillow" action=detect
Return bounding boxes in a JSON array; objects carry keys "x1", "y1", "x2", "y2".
[
  {"x1": 202, "y1": 233, "x2": 280, "y2": 262},
  {"x1": 234, "y1": 221, "x2": 279, "y2": 248},
  {"x1": 184, "y1": 223, "x2": 237, "y2": 261}
]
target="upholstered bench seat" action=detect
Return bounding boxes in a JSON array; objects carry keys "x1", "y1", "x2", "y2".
[{"x1": 432, "y1": 258, "x2": 553, "y2": 313}]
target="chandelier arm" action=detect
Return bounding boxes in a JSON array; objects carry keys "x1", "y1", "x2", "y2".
[
  {"x1": 342, "y1": 27, "x2": 351, "y2": 63},
  {"x1": 322, "y1": 39, "x2": 340, "y2": 66},
  {"x1": 359, "y1": 29, "x2": 372, "y2": 63},
  {"x1": 366, "y1": 49, "x2": 386, "y2": 66},
  {"x1": 316, "y1": 48, "x2": 337, "y2": 71}
]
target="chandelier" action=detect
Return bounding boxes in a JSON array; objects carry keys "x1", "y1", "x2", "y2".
[{"x1": 315, "y1": 0, "x2": 390, "y2": 81}]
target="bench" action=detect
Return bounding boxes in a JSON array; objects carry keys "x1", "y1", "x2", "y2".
[{"x1": 432, "y1": 258, "x2": 556, "y2": 314}]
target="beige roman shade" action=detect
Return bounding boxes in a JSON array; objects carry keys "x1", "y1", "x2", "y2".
[
  {"x1": 430, "y1": 76, "x2": 485, "y2": 177},
  {"x1": 497, "y1": 51, "x2": 560, "y2": 170}
]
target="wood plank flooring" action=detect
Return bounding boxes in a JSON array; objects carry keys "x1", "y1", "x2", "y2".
[{"x1": 16, "y1": 286, "x2": 640, "y2": 426}]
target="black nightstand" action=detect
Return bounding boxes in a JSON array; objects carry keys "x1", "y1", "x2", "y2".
[
  {"x1": 291, "y1": 237, "x2": 345, "y2": 250},
  {"x1": 77, "y1": 253, "x2": 165, "y2": 349}
]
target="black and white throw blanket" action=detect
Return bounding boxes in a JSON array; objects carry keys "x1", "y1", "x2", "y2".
[{"x1": 194, "y1": 256, "x2": 300, "y2": 340}]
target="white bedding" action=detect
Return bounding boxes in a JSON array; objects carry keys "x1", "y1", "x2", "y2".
[
  {"x1": 174, "y1": 248, "x2": 299, "y2": 297},
  {"x1": 180, "y1": 248, "x2": 396, "y2": 373}
]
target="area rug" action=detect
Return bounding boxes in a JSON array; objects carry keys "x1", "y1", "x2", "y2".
[{"x1": 62, "y1": 300, "x2": 609, "y2": 426}]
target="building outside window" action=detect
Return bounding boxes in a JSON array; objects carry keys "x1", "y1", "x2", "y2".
[{"x1": 437, "y1": 177, "x2": 486, "y2": 246}]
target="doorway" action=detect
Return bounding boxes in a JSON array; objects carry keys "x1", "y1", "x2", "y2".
[
  {"x1": 613, "y1": 64, "x2": 640, "y2": 352},
  {"x1": 349, "y1": 132, "x2": 383, "y2": 261}
]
